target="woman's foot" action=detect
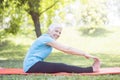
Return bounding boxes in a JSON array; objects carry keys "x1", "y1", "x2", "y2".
[{"x1": 92, "y1": 58, "x2": 100, "y2": 72}]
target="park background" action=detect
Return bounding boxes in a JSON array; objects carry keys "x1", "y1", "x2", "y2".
[{"x1": 0, "y1": 0, "x2": 120, "y2": 80}]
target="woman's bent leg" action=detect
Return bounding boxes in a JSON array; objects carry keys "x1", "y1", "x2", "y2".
[{"x1": 26, "y1": 61, "x2": 93, "y2": 73}]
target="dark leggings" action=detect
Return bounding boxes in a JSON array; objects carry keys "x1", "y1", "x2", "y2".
[{"x1": 26, "y1": 61, "x2": 93, "y2": 73}]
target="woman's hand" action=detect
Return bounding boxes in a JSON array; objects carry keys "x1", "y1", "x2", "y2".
[
  {"x1": 84, "y1": 53, "x2": 100, "y2": 63},
  {"x1": 84, "y1": 54, "x2": 94, "y2": 59},
  {"x1": 84, "y1": 54, "x2": 99, "y2": 60}
]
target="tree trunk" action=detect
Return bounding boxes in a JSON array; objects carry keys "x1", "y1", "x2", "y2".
[{"x1": 29, "y1": 11, "x2": 41, "y2": 37}]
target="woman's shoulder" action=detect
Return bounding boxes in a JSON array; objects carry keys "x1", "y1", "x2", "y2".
[
  {"x1": 37, "y1": 34, "x2": 54, "y2": 42},
  {"x1": 40, "y1": 34, "x2": 51, "y2": 39}
]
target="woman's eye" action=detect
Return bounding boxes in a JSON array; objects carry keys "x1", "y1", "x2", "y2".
[
  {"x1": 55, "y1": 30, "x2": 58, "y2": 32},
  {"x1": 55, "y1": 30, "x2": 61, "y2": 34},
  {"x1": 59, "y1": 32, "x2": 61, "y2": 34}
]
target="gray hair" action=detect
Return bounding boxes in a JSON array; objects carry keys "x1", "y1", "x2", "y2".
[{"x1": 48, "y1": 23, "x2": 63, "y2": 31}]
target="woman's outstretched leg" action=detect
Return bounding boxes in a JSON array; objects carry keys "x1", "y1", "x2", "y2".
[{"x1": 26, "y1": 61, "x2": 93, "y2": 73}]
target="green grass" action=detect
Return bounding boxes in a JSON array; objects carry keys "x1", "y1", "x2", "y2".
[
  {"x1": 0, "y1": 26, "x2": 120, "y2": 80},
  {"x1": 0, "y1": 75, "x2": 120, "y2": 80}
]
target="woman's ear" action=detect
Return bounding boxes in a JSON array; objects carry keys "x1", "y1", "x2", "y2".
[{"x1": 47, "y1": 29, "x2": 52, "y2": 34}]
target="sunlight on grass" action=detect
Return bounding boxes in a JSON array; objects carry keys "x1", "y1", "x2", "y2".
[
  {"x1": 6, "y1": 35, "x2": 34, "y2": 46},
  {"x1": 0, "y1": 40, "x2": 28, "y2": 60},
  {"x1": 0, "y1": 58, "x2": 7, "y2": 60},
  {"x1": 57, "y1": 27, "x2": 120, "y2": 54}
]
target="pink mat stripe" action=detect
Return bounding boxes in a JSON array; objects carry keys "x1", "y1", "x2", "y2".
[{"x1": 0, "y1": 67, "x2": 120, "y2": 76}]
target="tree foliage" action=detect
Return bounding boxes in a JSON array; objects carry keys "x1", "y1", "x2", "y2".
[
  {"x1": 0, "y1": 0, "x2": 24, "y2": 34},
  {"x1": 0, "y1": 0, "x2": 73, "y2": 37},
  {"x1": 80, "y1": 0, "x2": 107, "y2": 26},
  {"x1": 77, "y1": 0, "x2": 108, "y2": 34}
]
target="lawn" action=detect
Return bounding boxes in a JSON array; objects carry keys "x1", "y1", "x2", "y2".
[{"x1": 0, "y1": 26, "x2": 120, "y2": 80}]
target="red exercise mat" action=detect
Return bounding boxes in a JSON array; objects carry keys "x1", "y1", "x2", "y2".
[{"x1": 0, "y1": 67, "x2": 120, "y2": 76}]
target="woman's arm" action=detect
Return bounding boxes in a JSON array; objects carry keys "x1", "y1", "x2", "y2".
[{"x1": 47, "y1": 41, "x2": 97, "y2": 59}]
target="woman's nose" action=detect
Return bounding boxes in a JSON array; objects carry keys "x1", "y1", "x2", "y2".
[{"x1": 56, "y1": 32, "x2": 59, "y2": 35}]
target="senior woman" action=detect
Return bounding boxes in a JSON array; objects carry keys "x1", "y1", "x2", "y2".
[{"x1": 23, "y1": 24, "x2": 100, "y2": 73}]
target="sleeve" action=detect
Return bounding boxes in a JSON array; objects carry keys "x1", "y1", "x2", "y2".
[{"x1": 42, "y1": 35, "x2": 55, "y2": 44}]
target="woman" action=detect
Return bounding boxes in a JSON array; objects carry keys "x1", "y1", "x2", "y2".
[{"x1": 23, "y1": 24, "x2": 100, "y2": 73}]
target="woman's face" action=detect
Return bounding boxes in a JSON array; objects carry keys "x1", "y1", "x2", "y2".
[{"x1": 49, "y1": 27, "x2": 62, "y2": 40}]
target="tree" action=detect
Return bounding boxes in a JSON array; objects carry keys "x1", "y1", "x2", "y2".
[
  {"x1": 0, "y1": 0, "x2": 73, "y2": 37},
  {"x1": 27, "y1": 0, "x2": 60, "y2": 37}
]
